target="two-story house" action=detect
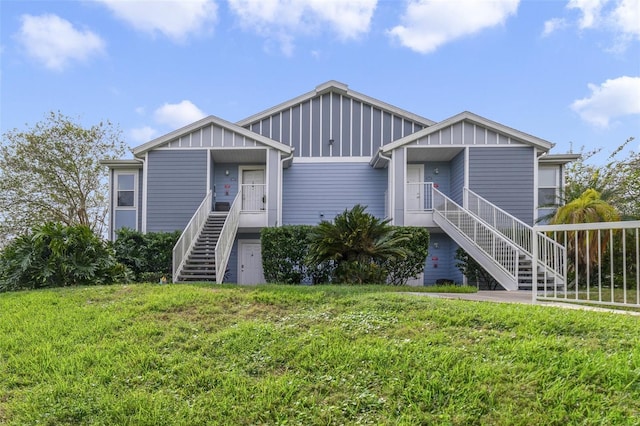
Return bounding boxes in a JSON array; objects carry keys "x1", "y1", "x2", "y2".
[{"x1": 103, "y1": 81, "x2": 578, "y2": 289}]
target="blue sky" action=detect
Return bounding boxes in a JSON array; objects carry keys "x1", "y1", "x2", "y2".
[{"x1": 1, "y1": 0, "x2": 639, "y2": 163}]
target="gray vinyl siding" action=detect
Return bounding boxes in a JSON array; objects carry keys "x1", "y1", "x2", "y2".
[
  {"x1": 468, "y1": 146, "x2": 535, "y2": 225},
  {"x1": 450, "y1": 150, "x2": 465, "y2": 205},
  {"x1": 212, "y1": 162, "x2": 240, "y2": 208},
  {"x1": 243, "y1": 91, "x2": 426, "y2": 158},
  {"x1": 282, "y1": 163, "x2": 387, "y2": 224},
  {"x1": 424, "y1": 162, "x2": 450, "y2": 196},
  {"x1": 146, "y1": 150, "x2": 207, "y2": 232},
  {"x1": 423, "y1": 234, "x2": 462, "y2": 285}
]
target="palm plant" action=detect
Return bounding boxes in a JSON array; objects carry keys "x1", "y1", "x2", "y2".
[
  {"x1": 550, "y1": 189, "x2": 620, "y2": 282},
  {"x1": 308, "y1": 205, "x2": 409, "y2": 284}
]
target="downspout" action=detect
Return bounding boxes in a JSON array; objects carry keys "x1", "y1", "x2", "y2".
[{"x1": 278, "y1": 149, "x2": 295, "y2": 226}]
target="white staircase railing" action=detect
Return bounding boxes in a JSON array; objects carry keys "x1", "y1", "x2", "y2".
[
  {"x1": 465, "y1": 188, "x2": 532, "y2": 254},
  {"x1": 214, "y1": 190, "x2": 241, "y2": 284},
  {"x1": 173, "y1": 190, "x2": 212, "y2": 283},
  {"x1": 406, "y1": 182, "x2": 434, "y2": 211},
  {"x1": 464, "y1": 188, "x2": 565, "y2": 287},
  {"x1": 433, "y1": 188, "x2": 520, "y2": 289}
]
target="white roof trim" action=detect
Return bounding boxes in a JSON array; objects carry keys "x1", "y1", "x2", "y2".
[
  {"x1": 538, "y1": 153, "x2": 581, "y2": 164},
  {"x1": 132, "y1": 115, "x2": 293, "y2": 157},
  {"x1": 380, "y1": 111, "x2": 554, "y2": 154},
  {"x1": 100, "y1": 159, "x2": 143, "y2": 169},
  {"x1": 236, "y1": 80, "x2": 436, "y2": 128}
]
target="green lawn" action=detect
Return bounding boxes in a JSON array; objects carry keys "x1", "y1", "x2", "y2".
[{"x1": 1, "y1": 284, "x2": 639, "y2": 425}]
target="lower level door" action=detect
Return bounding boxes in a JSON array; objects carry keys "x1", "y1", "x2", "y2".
[{"x1": 239, "y1": 241, "x2": 265, "y2": 285}]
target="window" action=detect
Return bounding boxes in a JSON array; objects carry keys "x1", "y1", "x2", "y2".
[
  {"x1": 538, "y1": 166, "x2": 559, "y2": 221},
  {"x1": 117, "y1": 174, "x2": 135, "y2": 207},
  {"x1": 538, "y1": 168, "x2": 559, "y2": 207}
]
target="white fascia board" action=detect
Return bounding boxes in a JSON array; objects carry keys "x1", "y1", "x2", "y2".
[
  {"x1": 381, "y1": 111, "x2": 555, "y2": 154},
  {"x1": 538, "y1": 153, "x2": 581, "y2": 164},
  {"x1": 236, "y1": 81, "x2": 435, "y2": 128},
  {"x1": 100, "y1": 159, "x2": 143, "y2": 169},
  {"x1": 132, "y1": 115, "x2": 292, "y2": 157}
]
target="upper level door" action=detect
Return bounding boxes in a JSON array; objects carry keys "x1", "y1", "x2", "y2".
[
  {"x1": 241, "y1": 168, "x2": 265, "y2": 211},
  {"x1": 407, "y1": 164, "x2": 424, "y2": 211}
]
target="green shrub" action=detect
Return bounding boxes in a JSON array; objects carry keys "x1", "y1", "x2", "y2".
[
  {"x1": 384, "y1": 227, "x2": 430, "y2": 285},
  {"x1": 261, "y1": 226, "x2": 315, "y2": 284},
  {"x1": 113, "y1": 228, "x2": 181, "y2": 282},
  {"x1": 455, "y1": 247, "x2": 498, "y2": 290},
  {"x1": 0, "y1": 222, "x2": 125, "y2": 292}
]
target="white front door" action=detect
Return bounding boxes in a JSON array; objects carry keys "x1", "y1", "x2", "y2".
[
  {"x1": 407, "y1": 164, "x2": 424, "y2": 211},
  {"x1": 239, "y1": 241, "x2": 265, "y2": 285}
]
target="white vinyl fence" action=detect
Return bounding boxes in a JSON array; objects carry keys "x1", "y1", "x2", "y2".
[{"x1": 534, "y1": 221, "x2": 640, "y2": 308}]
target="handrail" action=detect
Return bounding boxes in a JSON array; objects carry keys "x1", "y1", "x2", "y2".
[
  {"x1": 173, "y1": 190, "x2": 212, "y2": 282},
  {"x1": 215, "y1": 190, "x2": 241, "y2": 284},
  {"x1": 464, "y1": 187, "x2": 532, "y2": 254},
  {"x1": 433, "y1": 188, "x2": 519, "y2": 280},
  {"x1": 406, "y1": 182, "x2": 434, "y2": 211},
  {"x1": 464, "y1": 187, "x2": 565, "y2": 285}
]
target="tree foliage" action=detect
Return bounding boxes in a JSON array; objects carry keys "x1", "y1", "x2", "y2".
[
  {"x1": 563, "y1": 137, "x2": 639, "y2": 220},
  {"x1": 0, "y1": 223, "x2": 126, "y2": 292},
  {"x1": 0, "y1": 112, "x2": 127, "y2": 243}
]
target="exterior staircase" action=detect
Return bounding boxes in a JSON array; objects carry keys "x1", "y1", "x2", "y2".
[
  {"x1": 177, "y1": 213, "x2": 227, "y2": 282},
  {"x1": 433, "y1": 187, "x2": 566, "y2": 291}
]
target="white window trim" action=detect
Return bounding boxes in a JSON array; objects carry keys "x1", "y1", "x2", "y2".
[{"x1": 113, "y1": 170, "x2": 139, "y2": 238}]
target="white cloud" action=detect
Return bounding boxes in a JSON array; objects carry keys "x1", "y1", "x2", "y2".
[
  {"x1": 542, "y1": 17, "x2": 568, "y2": 37},
  {"x1": 568, "y1": 0, "x2": 607, "y2": 29},
  {"x1": 571, "y1": 76, "x2": 640, "y2": 127},
  {"x1": 388, "y1": 0, "x2": 520, "y2": 54},
  {"x1": 15, "y1": 14, "x2": 105, "y2": 71},
  {"x1": 557, "y1": 0, "x2": 640, "y2": 46},
  {"x1": 153, "y1": 100, "x2": 207, "y2": 129},
  {"x1": 97, "y1": 0, "x2": 218, "y2": 42},
  {"x1": 129, "y1": 126, "x2": 159, "y2": 143},
  {"x1": 228, "y1": 0, "x2": 377, "y2": 55},
  {"x1": 610, "y1": 0, "x2": 640, "y2": 38}
]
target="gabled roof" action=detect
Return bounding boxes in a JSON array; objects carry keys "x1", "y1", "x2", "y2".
[
  {"x1": 236, "y1": 80, "x2": 436, "y2": 128},
  {"x1": 379, "y1": 111, "x2": 554, "y2": 154},
  {"x1": 132, "y1": 114, "x2": 293, "y2": 157}
]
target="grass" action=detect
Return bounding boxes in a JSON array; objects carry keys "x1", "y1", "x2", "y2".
[{"x1": 1, "y1": 284, "x2": 639, "y2": 425}]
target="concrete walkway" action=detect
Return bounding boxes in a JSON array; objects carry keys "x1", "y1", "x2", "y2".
[{"x1": 406, "y1": 290, "x2": 640, "y2": 316}]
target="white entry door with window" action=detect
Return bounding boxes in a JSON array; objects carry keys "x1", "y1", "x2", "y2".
[
  {"x1": 239, "y1": 241, "x2": 265, "y2": 285},
  {"x1": 407, "y1": 164, "x2": 424, "y2": 211},
  {"x1": 240, "y1": 168, "x2": 265, "y2": 211}
]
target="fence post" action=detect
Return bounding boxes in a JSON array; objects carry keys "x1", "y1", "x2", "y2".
[{"x1": 531, "y1": 226, "x2": 537, "y2": 303}]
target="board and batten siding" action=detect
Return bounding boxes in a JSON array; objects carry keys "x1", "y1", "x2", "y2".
[
  {"x1": 146, "y1": 150, "x2": 208, "y2": 232},
  {"x1": 160, "y1": 123, "x2": 268, "y2": 149},
  {"x1": 408, "y1": 121, "x2": 524, "y2": 147},
  {"x1": 282, "y1": 162, "x2": 387, "y2": 225},
  {"x1": 245, "y1": 92, "x2": 426, "y2": 158},
  {"x1": 468, "y1": 146, "x2": 535, "y2": 225}
]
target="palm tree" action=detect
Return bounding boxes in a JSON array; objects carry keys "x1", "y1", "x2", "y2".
[
  {"x1": 308, "y1": 204, "x2": 408, "y2": 284},
  {"x1": 550, "y1": 189, "x2": 620, "y2": 280}
]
